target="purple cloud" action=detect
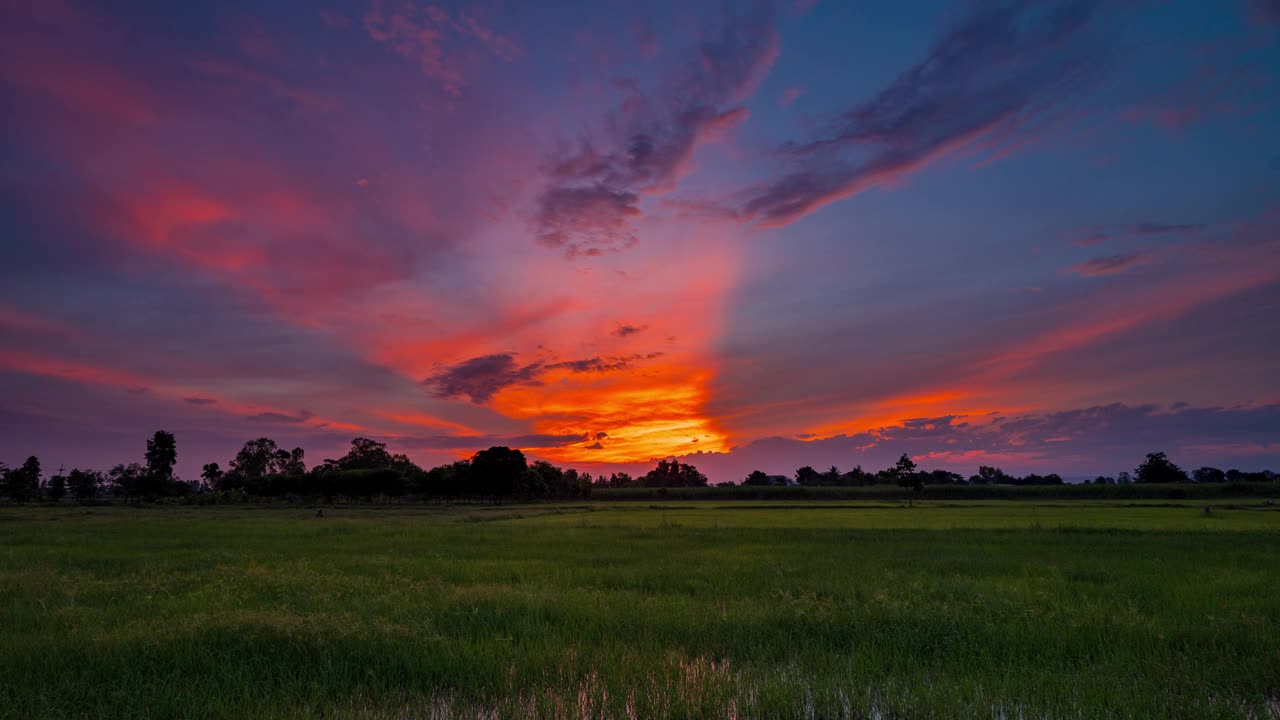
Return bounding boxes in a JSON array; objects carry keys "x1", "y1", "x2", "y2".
[
  {"x1": 743, "y1": 0, "x2": 1106, "y2": 226},
  {"x1": 424, "y1": 352, "x2": 663, "y2": 403},
  {"x1": 533, "y1": 8, "x2": 777, "y2": 255},
  {"x1": 1133, "y1": 221, "x2": 1203, "y2": 236},
  {"x1": 661, "y1": 403, "x2": 1280, "y2": 483},
  {"x1": 612, "y1": 323, "x2": 649, "y2": 338},
  {"x1": 248, "y1": 410, "x2": 314, "y2": 424},
  {"x1": 1069, "y1": 252, "x2": 1152, "y2": 277}
]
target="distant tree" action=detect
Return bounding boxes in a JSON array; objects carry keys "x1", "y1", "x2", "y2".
[
  {"x1": 743, "y1": 470, "x2": 771, "y2": 486},
  {"x1": 108, "y1": 463, "x2": 147, "y2": 502},
  {"x1": 976, "y1": 466, "x2": 1010, "y2": 484},
  {"x1": 1135, "y1": 452, "x2": 1189, "y2": 483},
  {"x1": 336, "y1": 438, "x2": 394, "y2": 470},
  {"x1": 46, "y1": 473, "x2": 67, "y2": 502},
  {"x1": 145, "y1": 430, "x2": 177, "y2": 482},
  {"x1": 1225, "y1": 469, "x2": 1244, "y2": 482},
  {"x1": 1117, "y1": 471, "x2": 1132, "y2": 484},
  {"x1": 641, "y1": 459, "x2": 708, "y2": 488},
  {"x1": 888, "y1": 454, "x2": 921, "y2": 507},
  {"x1": 1093, "y1": 476, "x2": 1115, "y2": 485},
  {"x1": 794, "y1": 466, "x2": 821, "y2": 486},
  {"x1": 1193, "y1": 466, "x2": 1226, "y2": 484},
  {"x1": 927, "y1": 469, "x2": 964, "y2": 485},
  {"x1": 822, "y1": 465, "x2": 841, "y2": 485},
  {"x1": 67, "y1": 469, "x2": 102, "y2": 501},
  {"x1": 3, "y1": 456, "x2": 42, "y2": 502},
  {"x1": 230, "y1": 438, "x2": 285, "y2": 479},
  {"x1": 470, "y1": 446, "x2": 528, "y2": 498},
  {"x1": 841, "y1": 465, "x2": 871, "y2": 486},
  {"x1": 201, "y1": 462, "x2": 224, "y2": 489}
]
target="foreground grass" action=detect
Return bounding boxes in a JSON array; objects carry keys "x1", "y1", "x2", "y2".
[{"x1": 1, "y1": 502, "x2": 1278, "y2": 719}]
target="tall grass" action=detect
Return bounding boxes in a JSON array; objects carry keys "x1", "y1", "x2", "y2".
[{"x1": 1, "y1": 503, "x2": 1277, "y2": 718}]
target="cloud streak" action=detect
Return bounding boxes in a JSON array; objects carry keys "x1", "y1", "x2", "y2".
[
  {"x1": 533, "y1": 7, "x2": 778, "y2": 255},
  {"x1": 424, "y1": 352, "x2": 664, "y2": 404},
  {"x1": 742, "y1": 0, "x2": 1106, "y2": 226}
]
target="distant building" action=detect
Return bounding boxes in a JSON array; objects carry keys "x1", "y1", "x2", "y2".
[{"x1": 766, "y1": 474, "x2": 796, "y2": 487}]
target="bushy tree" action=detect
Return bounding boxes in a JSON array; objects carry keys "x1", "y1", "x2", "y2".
[
  {"x1": 335, "y1": 438, "x2": 393, "y2": 470},
  {"x1": 108, "y1": 463, "x2": 147, "y2": 502},
  {"x1": 201, "y1": 462, "x2": 224, "y2": 489},
  {"x1": 641, "y1": 459, "x2": 707, "y2": 488},
  {"x1": 794, "y1": 466, "x2": 821, "y2": 486},
  {"x1": 47, "y1": 473, "x2": 67, "y2": 502},
  {"x1": 229, "y1": 438, "x2": 285, "y2": 479},
  {"x1": 470, "y1": 446, "x2": 528, "y2": 498},
  {"x1": 67, "y1": 469, "x2": 103, "y2": 501},
  {"x1": 888, "y1": 454, "x2": 921, "y2": 506},
  {"x1": 145, "y1": 430, "x2": 177, "y2": 482},
  {"x1": 743, "y1": 470, "x2": 771, "y2": 486},
  {"x1": 1135, "y1": 452, "x2": 1189, "y2": 483},
  {"x1": 3, "y1": 456, "x2": 42, "y2": 502},
  {"x1": 1193, "y1": 466, "x2": 1226, "y2": 483}
]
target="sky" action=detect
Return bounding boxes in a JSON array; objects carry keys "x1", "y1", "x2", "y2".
[{"x1": 2, "y1": 0, "x2": 1279, "y2": 483}]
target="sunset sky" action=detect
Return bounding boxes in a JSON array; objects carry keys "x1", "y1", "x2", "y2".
[{"x1": 2, "y1": 0, "x2": 1279, "y2": 482}]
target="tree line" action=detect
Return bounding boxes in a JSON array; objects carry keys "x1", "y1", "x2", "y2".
[{"x1": 1, "y1": 433, "x2": 1276, "y2": 505}]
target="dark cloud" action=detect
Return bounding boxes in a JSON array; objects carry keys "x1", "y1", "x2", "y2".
[
  {"x1": 183, "y1": 396, "x2": 217, "y2": 405},
  {"x1": 743, "y1": 0, "x2": 1105, "y2": 226},
  {"x1": 664, "y1": 403, "x2": 1280, "y2": 483},
  {"x1": 424, "y1": 352, "x2": 664, "y2": 403},
  {"x1": 1068, "y1": 252, "x2": 1151, "y2": 277},
  {"x1": 1133, "y1": 221, "x2": 1203, "y2": 236},
  {"x1": 533, "y1": 8, "x2": 777, "y2": 255},
  {"x1": 612, "y1": 323, "x2": 649, "y2": 338},
  {"x1": 247, "y1": 410, "x2": 314, "y2": 424}
]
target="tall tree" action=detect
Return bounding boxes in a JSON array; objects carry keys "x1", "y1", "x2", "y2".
[
  {"x1": 4, "y1": 456, "x2": 42, "y2": 502},
  {"x1": 888, "y1": 454, "x2": 921, "y2": 507},
  {"x1": 145, "y1": 430, "x2": 177, "y2": 482}
]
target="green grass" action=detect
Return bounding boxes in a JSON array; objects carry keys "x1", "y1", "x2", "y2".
[{"x1": 2, "y1": 501, "x2": 1278, "y2": 719}]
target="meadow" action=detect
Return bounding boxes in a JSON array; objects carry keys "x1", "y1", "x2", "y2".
[{"x1": 2, "y1": 500, "x2": 1278, "y2": 719}]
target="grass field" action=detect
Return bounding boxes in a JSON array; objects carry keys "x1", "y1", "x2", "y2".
[{"x1": 2, "y1": 501, "x2": 1278, "y2": 719}]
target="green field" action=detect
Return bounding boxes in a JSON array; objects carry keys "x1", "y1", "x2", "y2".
[{"x1": 2, "y1": 501, "x2": 1278, "y2": 719}]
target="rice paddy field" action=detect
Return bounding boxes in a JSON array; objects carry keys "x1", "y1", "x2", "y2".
[{"x1": 2, "y1": 500, "x2": 1278, "y2": 719}]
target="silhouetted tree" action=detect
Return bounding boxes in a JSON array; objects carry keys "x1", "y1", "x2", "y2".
[
  {"x1": 794, "y1": 466, "x2": 821, "y2": 486},
  {"x1": 888, "y1": 454, "x2": 920, "y2": 507},
  {"x1": 47, "y1": 473, "x2": 67, "y2": 502},
  {"x1": 3, "y1": 456, "x2": 42, "y2": 502},
  {"x1": 67, "y1": 469, "x2": 102, "y2": 501},
  {"x1": 201, "y1": 462, "x2": 224, "y2": 489},
  {"x1": 842, "y1": 465, "x2": 872, "y2": 485},
  {"x1": 145, "y1": 430, "x2": 177, "y2": 482},
  {"x1": 229, "y1": 438, "x2": 285, "y2": 479},
  {"x1": 108, "y1": 463, "x2": 147, "y2": 502},
  {"x1": 335, "y1": 438, "x2": 394, "y2": 470},
  {"x1": 743, "y1": 470, "x2": 771, "y2": 486},
  {"x1": 470, "y1": 446, "x2": 528, "y2": 498},
  {"x1": 641, "y1": 459, "x2": 708, "y2": 488},
  {"x1": 1193, "y1": 466, "x2": 1226, "y2": 483},
  {"x1": 1135, "y1": 452, "x2": 1189, "y2": 483}
]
